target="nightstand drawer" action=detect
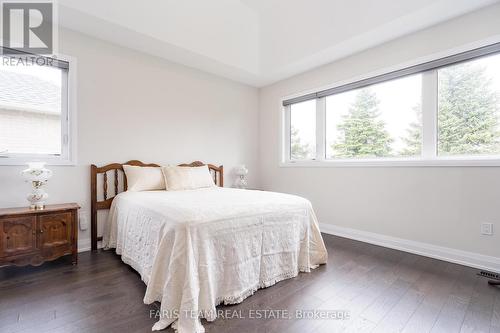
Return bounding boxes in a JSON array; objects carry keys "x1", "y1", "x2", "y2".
[
  {"x1": 0, "y1": 216, "x2": 37, "y2": 257},
  {"x1": 38, "y1": 212, "x2": 73, "y2": 250}
]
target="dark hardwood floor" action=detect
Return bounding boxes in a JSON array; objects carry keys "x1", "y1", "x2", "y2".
[{"x1": 1, "y1": 234, "x2": 499, "y2": 333}]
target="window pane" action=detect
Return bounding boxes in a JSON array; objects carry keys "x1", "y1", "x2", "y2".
[
  {"x1": 438, "y1": 54, "x2": 500, "y2": 156},
  {"x1": 290, "y1": 99, "x2": 316, "y2": 160},
  {"x1": 326, "y1": 74, "x2": 422, "y2": 159},
  {"x1": 0, "y1": 60, "x2": 62, "y2": 155}
]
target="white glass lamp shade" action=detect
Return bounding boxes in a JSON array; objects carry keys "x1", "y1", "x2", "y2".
[
  {"x1": 21, "y1": 162, "x2": 52, "y2": 182},
  {"x1": 235, "y1": 165, "x2": 248, "y2": 176}
]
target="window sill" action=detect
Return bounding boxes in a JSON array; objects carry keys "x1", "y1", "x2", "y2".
[
  {"x1": 0, "y1": 155, "x2": 76, "y2": 166},
  {"x1": 280, "y1": 157, "x2": 500, "y2": 167}
]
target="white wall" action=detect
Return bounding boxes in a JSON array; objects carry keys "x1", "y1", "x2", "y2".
[
  {"x1": 258, "y1": 5, "x2": 500, "y2": 261},
  {"x1": 0, "y1": 28, "x2": 259, "y2": 250}
]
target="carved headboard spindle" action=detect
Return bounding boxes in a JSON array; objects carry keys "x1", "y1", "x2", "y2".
[
  {"x1": 114, "y1": 169, "x2": 119, "y2": 196},
  {"x1": 124, "y1": 172, "x2": 128, "y2": 191},
  {"x1": 103, "y1": 172, "x2": 108, "y2": 201}
]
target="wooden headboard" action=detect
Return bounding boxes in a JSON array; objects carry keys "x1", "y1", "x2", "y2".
[{"x1": 90, "y1": 160, "x2": 223, "y2": 251}]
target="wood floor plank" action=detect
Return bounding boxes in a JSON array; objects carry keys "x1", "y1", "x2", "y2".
[
  {"x1": 459, "y1": 276, "x2": 496, "y2": 333},
  {"x1": 401, "y1": 262, "x2": 462, "y2": 333},
  {"x1": 358, "y1": 277, "x2": 413, "y2": 324},
  {"x1": 430, "y1": 265, "x2": 478, "y2": 333},
  {"x1": 372, "y1": 287, "x2": 424, "y2": 333},
  {"x1": 312, "y1": 249, "x2": 424, "y2": 332},
  {"x1": 491, "y1": 289, "x2": 500, "y2": 331}
]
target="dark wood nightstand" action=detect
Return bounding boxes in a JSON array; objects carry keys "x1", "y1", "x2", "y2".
[{"x1": 0, "y1": 203, "x2": 79, "y2": 267}]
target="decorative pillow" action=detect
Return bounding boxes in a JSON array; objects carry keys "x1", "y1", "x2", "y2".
[
  {"x1": 161, "y1": 165, "x2": 215, "y2": 191},
  {"x1": 123, "y1": 165, "x2": 166, "y2": 192}
]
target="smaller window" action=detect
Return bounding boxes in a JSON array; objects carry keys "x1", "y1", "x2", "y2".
[
  {"x1": 0, "y1": 53, "x2": 72, "y2": 165},
  {"x1": 290, "y1": 99, "x2": 316, "y2": 160}
]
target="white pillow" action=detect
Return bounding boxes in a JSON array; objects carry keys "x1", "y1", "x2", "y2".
[
  {"x1": 161, "y1": 165, "x2": 215, "y2": 191},
  {"x1": 123, "y1": 165, "x2": 166, "y2": 192}
]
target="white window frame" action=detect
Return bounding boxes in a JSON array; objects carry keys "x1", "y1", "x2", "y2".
[
  {"x1": 0, "y1": 54, "x2": 77, "y2": 166},
  {"x1": 280, "y1": 38, "x2": 500, "y2": 167}
]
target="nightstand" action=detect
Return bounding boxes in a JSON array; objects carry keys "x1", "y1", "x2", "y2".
[{"x1": 0, "y1": 203, "x2": 79, "y2": 267}]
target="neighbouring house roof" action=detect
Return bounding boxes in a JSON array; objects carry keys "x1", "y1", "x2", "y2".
[{"x1": 0, "y1": 69, "x2": 61, "y2": 114}]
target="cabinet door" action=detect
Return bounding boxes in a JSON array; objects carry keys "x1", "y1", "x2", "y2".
[
  {"x1": 0, "y1": 216, "x2": 37, "y2": 257},
  {"x1": 38, "y1": 212, "x2": 72, "y2": 251}
]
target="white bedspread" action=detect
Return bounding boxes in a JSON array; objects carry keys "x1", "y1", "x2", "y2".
[{"x1": 103, "y1": 187, "x2": 327, "y2": 332}]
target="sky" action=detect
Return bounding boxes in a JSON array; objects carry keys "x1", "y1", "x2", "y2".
[{"x1": 290, "y1": 53, "x2": 500, "y2": 159}]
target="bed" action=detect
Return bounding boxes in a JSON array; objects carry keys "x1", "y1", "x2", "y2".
[{"x1": 90, "y1": 161, "x2": 328, "y2": 332}]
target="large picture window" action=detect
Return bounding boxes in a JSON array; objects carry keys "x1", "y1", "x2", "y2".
[
  {"x1": 282, "y1": 43, "x2": 500, "y2": 166},
  {"x1": 0, "y1": 52, "x2": 73, "y2": 165}
]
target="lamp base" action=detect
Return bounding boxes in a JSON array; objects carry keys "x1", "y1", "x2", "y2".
[
  {"x1": 30, "y1": 204, "x2": 45, "y2": 210},
  {"x1": 27, "y1": 188, "x2": 48, "y2": 211},
  {"x1": 234, "y1": 176, "x2": 248, "y2": 189}
]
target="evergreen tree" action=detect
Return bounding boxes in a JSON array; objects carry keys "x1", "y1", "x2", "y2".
[
  {"x1": 400, "y1": 103, "x2": 422, "y2": 156},
  {"x1": 290, "y1": 126, "x2": 312, "y2": 159},
  {"x1": 438, "y1": 62, "x2": 500, "y2": 155},
  {"x1": 333, "y1": 88, "x2": 393, "y2": 157}
]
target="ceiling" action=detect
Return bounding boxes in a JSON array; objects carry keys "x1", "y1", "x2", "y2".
[{"x1": 58, "y1": 0, "x2": 500, "y2": 87}]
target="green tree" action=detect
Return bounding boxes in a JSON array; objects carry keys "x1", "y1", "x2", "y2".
[
  {"x1": 401, "y1": 103, "x2": 422, "y2": 156},
  {"x1": 438, "y1": 63, "x2": 500, "y2": 155},
  {"x1": 333, "y1": 88, "x2": 393, "y2": 157},
  {"x1": 290, "y1": 126, "x2": 312, "y2": 159}
]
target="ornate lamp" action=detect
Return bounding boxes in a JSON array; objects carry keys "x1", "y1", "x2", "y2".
[
  {"x1": 234, "y1": 165, "x2": 248, "y2": 189},
  {"x1": 21, "y1": 162, "x2": 52, "y2": 210}
]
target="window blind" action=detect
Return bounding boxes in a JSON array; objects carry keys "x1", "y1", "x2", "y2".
[{"x1": 282, "y1": 42, "x2": 500, "y2": 106}]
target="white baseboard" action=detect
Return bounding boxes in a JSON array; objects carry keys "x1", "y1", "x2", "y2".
[
  {"x1": 78, "y1": 238, "x2": 103, "y2": 253},
  {"x1": 320, "y1": 223, "x2": 500, "y2": 273},
  {"x1": 78, "y1": 238, "x2": 91, "y2": 253}
]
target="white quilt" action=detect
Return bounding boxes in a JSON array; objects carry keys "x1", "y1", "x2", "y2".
[{"x1": 103, "y1": 187, "x2": 328, "y2": 332}]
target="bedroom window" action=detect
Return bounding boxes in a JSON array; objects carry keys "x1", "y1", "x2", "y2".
[
  {"x1": 0, "y1": 51, "x2": 74, "y2": 165},
  {"x1": 282, "y1": 42, "x2": 500, "y2": 166}
]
